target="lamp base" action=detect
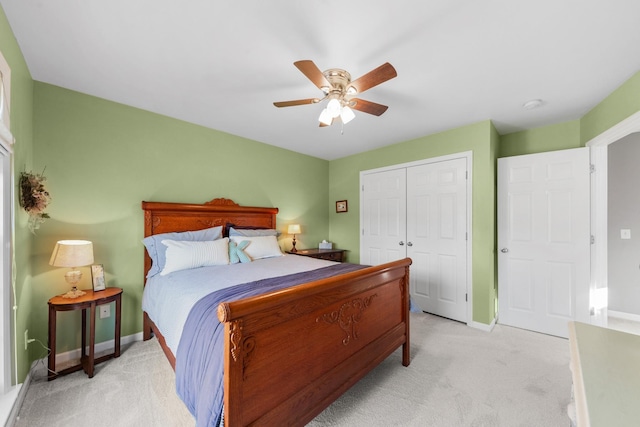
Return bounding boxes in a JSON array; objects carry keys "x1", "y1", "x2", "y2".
[
  {"x1": 291, "y1": 236, "x2": 297, "y2": 253},
  {"x1": 62, "y1": 287, "x2": 86, "y2": 299}
]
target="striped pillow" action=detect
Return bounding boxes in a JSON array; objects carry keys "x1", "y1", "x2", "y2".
[{"x1": 160, "y1": 238, "x2": 230, "y2": 275}]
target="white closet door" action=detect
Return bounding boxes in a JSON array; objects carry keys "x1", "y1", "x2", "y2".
[
  {"x1": 361, "y1": 168, "x2": 407, "y2": 265},
  {"x1": 498, "y1": 147, "x2": 590, "y2": 338},
  {"x1": 408, "y1": 158, "x2": 468, "y2": 322}
]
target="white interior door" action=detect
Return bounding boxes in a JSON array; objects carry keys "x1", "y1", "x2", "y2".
[
  {"x1": 498, "y1": 147, "x2": 590, "y2": 338},
  {"x1": 408, "y1": 159, "x2": 468, "y2": 322},
  {"x1": 361, "y1": 168, "x2": 407, "y2": 265}
]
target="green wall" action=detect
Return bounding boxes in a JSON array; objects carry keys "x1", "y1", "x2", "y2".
[
  {"x1": 328, "y1": 121, "x2": 498, "y2": 325},
  {"x1": 581, "y1": 71, "x2": 640, "y2": 143},
  {"x1": 30, "y1": 83, "x2": 330, "y2": 359},
  {"x1": 499, "y1": 120, "x2": 581, "y2": 157},
  {"x1": 0, "y1": 6, "x2": 36, "y2": 384}
]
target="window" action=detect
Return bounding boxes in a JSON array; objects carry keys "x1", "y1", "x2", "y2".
[
  {"x1": 0, "y1": 51, "x2": 14, "y2": 393},
  {"x1": 0, "y1": 64, "x2": 12, "y2": 144}
]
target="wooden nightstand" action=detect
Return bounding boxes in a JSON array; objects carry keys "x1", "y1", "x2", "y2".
[
  {"x1": 286, "y1": 248, "x2": 347, "y2": 262},
  {"x1": 48, "y1": 287, "x2": 122, "y2": 380}
]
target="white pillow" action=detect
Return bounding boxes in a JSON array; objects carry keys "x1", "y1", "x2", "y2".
[
  {"x1": 229, "y1": 235, "x2": 283, "y2": 260},
  {"x1": 160, "y1": 238, "x2": 230, "y2": 275}
]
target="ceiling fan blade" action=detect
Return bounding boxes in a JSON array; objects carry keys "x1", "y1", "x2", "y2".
[
  {"x1": 294, "y1": 60, "x2": 331, "y2": 90},
  {"x1": 273, "y1": 98, "x2": 320, "y2": 108},
  {"x1": 349, "y1": 62, "x2": 397, "y2": 94},
  {"x1": 350, "y1": 98, "x2": 389, "y2": 116}
]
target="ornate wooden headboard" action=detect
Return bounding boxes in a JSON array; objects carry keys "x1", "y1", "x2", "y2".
[{"x1": 141, "y1": 197, "x2": 278, "y2": 283}]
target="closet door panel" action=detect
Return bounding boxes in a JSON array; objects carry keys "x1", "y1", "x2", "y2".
[
  {"x1": 408, "y1": 159, "x2": 468, "y2": 322},
  {"x1": 361, "y1": 168, "x2": 407, "y2": 265}
]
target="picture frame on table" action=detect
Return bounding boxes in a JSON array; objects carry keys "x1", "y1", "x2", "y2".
[
  {"x1": 336, "y1": 200, "x2": 348, "y2": 213},
  {"x1": 91, "y1": 264, "x2": 106, "y2": 291}
]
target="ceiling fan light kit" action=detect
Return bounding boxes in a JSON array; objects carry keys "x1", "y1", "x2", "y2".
[
  {"x1": 318, "y1": 108, "x2": 333, "y2": 126},
  {"x1": 326, "y1": 98, "x2": 342, "y2": 117},
  {"x1": 274, "y1": 60, "x2": 397, "y2": 127},
  {"x1": 340, "y1": 105, "x2": 356, "y2": 124}
]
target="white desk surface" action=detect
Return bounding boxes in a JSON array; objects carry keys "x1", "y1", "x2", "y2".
[{"x1": 568, "y1": 321, "x2": 640, "y2": 427}]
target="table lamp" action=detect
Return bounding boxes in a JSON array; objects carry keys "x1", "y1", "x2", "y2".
[
  {"x1": 49, "y1": 240, "x2": 94, "y2": 298},
  {"x1": 287, "y1": 224, "x2": 301, "y2": 253}
]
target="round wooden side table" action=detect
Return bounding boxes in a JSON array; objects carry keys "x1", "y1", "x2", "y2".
[{"x1": 47, "y1": 287, "x2": 122, "y2": 380}]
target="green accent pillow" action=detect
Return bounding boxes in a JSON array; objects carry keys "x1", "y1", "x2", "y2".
[{"x1": 229, "y1": 240, "x2": 251, "y2": 264}]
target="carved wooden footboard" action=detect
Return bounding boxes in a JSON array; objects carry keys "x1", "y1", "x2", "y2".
[{"x1": 218, "y1": 257, "x2": 411, "y2": 426}]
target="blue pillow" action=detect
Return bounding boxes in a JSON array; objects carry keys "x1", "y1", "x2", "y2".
[
  {"x1": 142, "y1": 226, "x2": 223, "y2": 277},
  {"x1": 229, "y1": 227, "x2": 280, "y2": 237},
  {"x1": 229, "y1": 240, "x2": 251, "y2": 264}
]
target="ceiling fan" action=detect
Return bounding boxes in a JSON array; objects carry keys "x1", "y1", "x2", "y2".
[{"x1": 273, "y1": 60, "x2": 397, "y2": 127}]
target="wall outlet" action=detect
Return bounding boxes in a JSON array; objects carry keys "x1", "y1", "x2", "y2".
[
  {"x1": 99, "y1": 305, "x2": 111, "y2": 319},
  {"x1": 621, "y1": 229, "x2": 631, "y2": 239},
  {"x1": 24, "y1": 329, "x2": 34, "y2": 350}
]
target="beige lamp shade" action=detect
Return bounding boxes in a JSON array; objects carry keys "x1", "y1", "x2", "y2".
[
  {"x1": 287, "y1": 224, "x2": 301, "y2": 235},
  {"x1": 49, "y1": 240, "x2": 94, "y2": 267},
  {"x1": 49, "y1": 240, "x2": 94, "y2": 298}
]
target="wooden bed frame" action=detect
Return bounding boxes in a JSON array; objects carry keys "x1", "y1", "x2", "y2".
[{"x1": 142, "y1": 197, "x2": 412, "y2": 426}]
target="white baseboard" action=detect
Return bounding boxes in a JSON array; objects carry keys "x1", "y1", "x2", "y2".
[
  {"x1": 469, "y1": 316, "x2": 497, "y2": 332},
  {"x1": 1, "y1": 383, "x2": 22, "y2": 427},
  {"x1": 54, "y1": 332, "x2": 143, "y2": 365},
  {"x1": 2, "y1": 357, "x2": 39, "y2": 427},
  {"x1": 608, "y1": 310, "x2": 640, "y2": 322}
]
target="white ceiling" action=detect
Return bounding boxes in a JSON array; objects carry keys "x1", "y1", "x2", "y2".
[{"x1": 2, "y1": 0, "x2": 640, "y2": 160}]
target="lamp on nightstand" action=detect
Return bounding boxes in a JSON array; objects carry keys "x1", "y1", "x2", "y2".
[
  {"x1": 49, "y1": 240, "x2": 94, "y2": 298},
  {"x1": 287, "y1": 224, "x2": 301, "y2": 253}
]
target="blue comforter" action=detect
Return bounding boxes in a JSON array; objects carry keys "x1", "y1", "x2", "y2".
[{"x1": 175, "y1": 263, "x2": 367, "y2": 427}]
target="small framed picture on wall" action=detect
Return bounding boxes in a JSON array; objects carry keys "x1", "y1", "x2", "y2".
[
  {"x1": 91, "y1": 264, "x2": 106, "y2": 291},
  {"x1": 336, "y1": 200, "x2": 348, "y2": 213}
]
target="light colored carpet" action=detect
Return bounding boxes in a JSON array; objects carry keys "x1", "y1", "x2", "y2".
[
  {"x1": 14, "y1": 312, "x2": 572, "y2": 426},
  {"x1": 308, "y1": 314, "x2": 571, "y2": 427},
  {"x1": 15, "y1": 335, "x2": 194, "y2": 427}
]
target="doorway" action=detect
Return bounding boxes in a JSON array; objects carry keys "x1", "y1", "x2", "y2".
[
  {"x1": 607, "y1": 134, "x2": 640, "y2": 324},
  {"x1": 588, "y1": 111, "x2": 640, "y2": 329}
]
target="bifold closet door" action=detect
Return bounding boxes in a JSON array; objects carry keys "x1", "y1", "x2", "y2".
[
  {"x1": 408, "y1": 159, "x2": 468, "y2": 322},
  {"x1": 361, "y1": 157, "x2": 469, "y2": 323},
  {"x1": 361, "y1": 168, "x2": 407, "y2": 265}
]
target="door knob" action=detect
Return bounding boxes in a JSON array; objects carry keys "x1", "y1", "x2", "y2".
[
  {"x1": 399, "y1": 241, "x2": 405, "y2": 246},
  {"x1": 407, "y1": 242, "x2": 413, "y2": 247},
  {"x1": 500, "y1": 248, "x2": 509, "y2": 253}
]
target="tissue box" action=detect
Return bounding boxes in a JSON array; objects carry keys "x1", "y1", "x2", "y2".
[{"x1": 319, "y1": 241, "x2": 332, "y2": 249}]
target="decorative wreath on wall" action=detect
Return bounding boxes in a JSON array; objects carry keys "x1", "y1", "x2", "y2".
[{"x1": 19, "y1": 169, "x2": 51, "y2": 232}]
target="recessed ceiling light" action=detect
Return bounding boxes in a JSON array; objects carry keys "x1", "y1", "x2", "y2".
[{"x1": 522, "y1": 99, "x2": 544, "y2": 110}]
